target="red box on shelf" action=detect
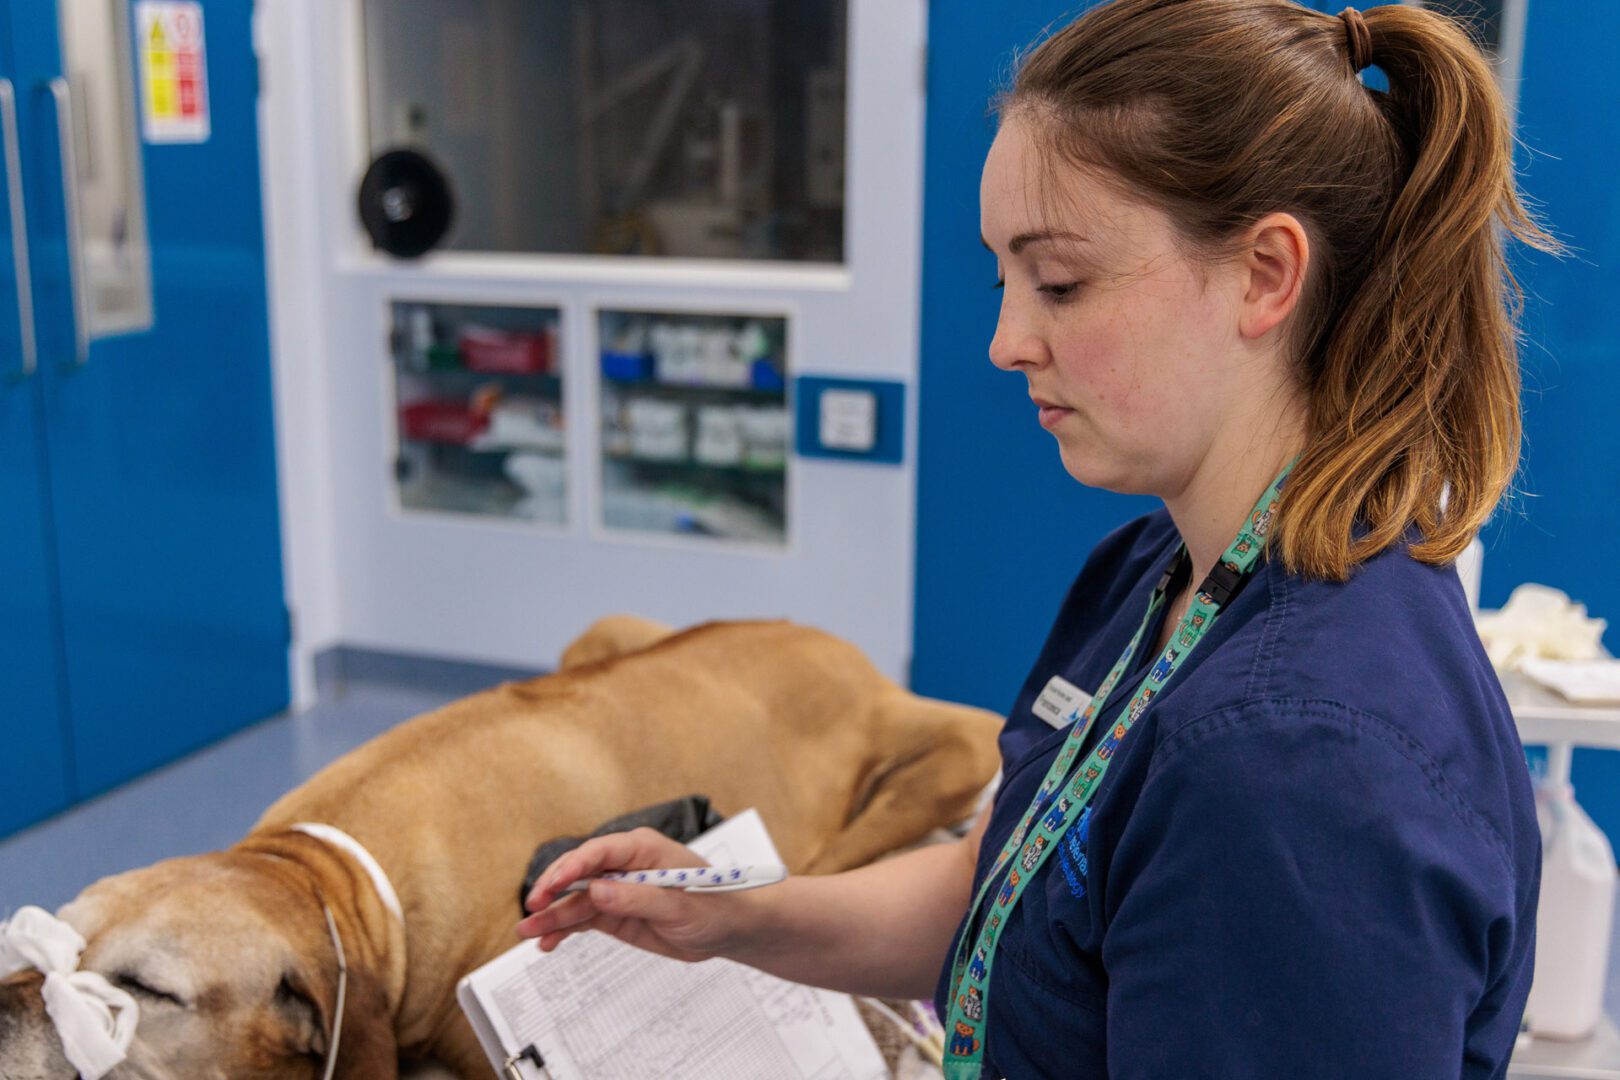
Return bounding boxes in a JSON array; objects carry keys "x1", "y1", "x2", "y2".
[
  {"x1": 457, "y1": 326, "x2": 553, "y2": 374},
  {"x1": 400, "y1": 400, "x2": 489, "y2": 445}
]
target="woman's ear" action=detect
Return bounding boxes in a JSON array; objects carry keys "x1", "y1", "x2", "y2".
[{"x1": 1237, "y1": 212, "x2": 1310, "y2": 341}]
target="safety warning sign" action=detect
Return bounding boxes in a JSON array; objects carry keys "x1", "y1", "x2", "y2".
[{"x1": 136, "y1": 1, "x2": 210, "y2": 143}]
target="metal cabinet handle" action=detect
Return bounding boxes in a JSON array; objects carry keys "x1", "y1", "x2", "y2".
[
  {"x1": 0, "y1": 80, "x2": 36, "y2": 379},
  {"x1": 48, "y1": 77, "x2": 88, "y2": 368}
]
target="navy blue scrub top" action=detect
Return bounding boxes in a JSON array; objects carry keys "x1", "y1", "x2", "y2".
[{"x1": 933, "y1": 509, "x2": 1540, "y2": 1079}]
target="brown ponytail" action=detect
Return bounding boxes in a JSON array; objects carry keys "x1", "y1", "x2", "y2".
[{"x1": 1004, "y1": 0, "x2": 1562, "y2": 580}]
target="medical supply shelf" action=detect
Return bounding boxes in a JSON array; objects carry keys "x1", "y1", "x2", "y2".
[
  {"x1": 598, "y1": 308, "x2": 790, "y2": 544},
  {"x1": 399, "y1": 370, "x2": 565, "y2": 392},
  {"x1": 390, "y1": 301, "x2": 568, "y2": 525},
  {"x1": 602, "y1": 453, "x2": 786, "y2": 474},
  {"x1": 602, "y1": 374, "x2": 788, "y2": 398},
  {"x1": 1511, "y1": 1019, "x2": 1620, "y2": 1079}
]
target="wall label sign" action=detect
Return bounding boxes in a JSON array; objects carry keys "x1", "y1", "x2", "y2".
[{"x1": 136, "y1": 1, "x2": 210, "y2": 143}]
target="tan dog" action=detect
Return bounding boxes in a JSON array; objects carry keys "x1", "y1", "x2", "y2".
[{"x1": 0, "y1": 618, "x2": 1000, "y2": 1078}]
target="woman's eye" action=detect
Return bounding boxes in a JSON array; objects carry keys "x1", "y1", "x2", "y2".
[
  {"x1": 992, "y1": 278, "x2": 1005, "y2": 291},
  {"x1": 1038, "y1": 282, "x2": 1081, "y2": 301}
]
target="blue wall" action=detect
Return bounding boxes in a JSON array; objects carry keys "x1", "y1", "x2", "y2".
[
  {"x1": 911, "y1": 1, "x2": 1152, "y2": 717},
  {"x1": 913, "y1": 1, "x2": 1620, "y2": 840},
  {"x1": 1483, "y1": 1, "x2": 1620, "y2": 838}
]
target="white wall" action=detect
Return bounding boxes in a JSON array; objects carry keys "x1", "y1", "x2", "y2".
[{"x1": 259, "y1": 0, "x2": 928, "y2": 696}]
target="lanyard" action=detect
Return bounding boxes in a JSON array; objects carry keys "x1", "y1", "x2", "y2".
[{"x1": 942, "y1": 465, "x2": 1292, "y2": 1079}]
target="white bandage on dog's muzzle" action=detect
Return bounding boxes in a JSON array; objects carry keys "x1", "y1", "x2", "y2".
[{"x1": 0, "y1": 906, "x2": 138, "y2": 1079}]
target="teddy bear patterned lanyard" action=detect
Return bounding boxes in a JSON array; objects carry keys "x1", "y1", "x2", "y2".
[{"x1": 942, "y1": 464, "x2": 1293, "y2": 1080}]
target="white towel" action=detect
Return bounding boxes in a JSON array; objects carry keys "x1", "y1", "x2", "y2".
[{"x1": 0, "y1": 906, "x2": 138, "y2": 1080}]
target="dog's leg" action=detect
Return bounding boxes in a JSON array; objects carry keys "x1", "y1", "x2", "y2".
[
  {"x1": 804, "y1": 695, "x2": 999, "y2": 874},
  {"x1": 557, "y1": 614, "x2": 677, "y2": 671},
  {"x1": 421, "y1": 1026, "x2": 499, "y2": 1080}
]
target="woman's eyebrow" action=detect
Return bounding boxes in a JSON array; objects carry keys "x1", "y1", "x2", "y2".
[{"x1": 980, "y1": 230, "x2": 1090, "y2": 255}]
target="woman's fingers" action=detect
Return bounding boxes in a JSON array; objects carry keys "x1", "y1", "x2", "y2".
[
  {"x1": 516, "y1": 890, "x2": 597, "y2": 939},
  {"x1": 534, "y1": 906, "x2": 706, "y2": 964},
  {"x1": 515, "y1": 828, "x2": 722, "y2": 960},
  {"x1": 587, "y1": 880, "x2": 689, "y2": 932},
  {"x1": 524, "y1": 829, "x2": 707, "y2": 913},
  {"x1": 587, "y1": 880, "x2": 732, "y2": 958}
]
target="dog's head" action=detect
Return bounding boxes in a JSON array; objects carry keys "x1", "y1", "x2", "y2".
[{"x1": 0, "y1": 852, "x2": 396, "y2": 1079}]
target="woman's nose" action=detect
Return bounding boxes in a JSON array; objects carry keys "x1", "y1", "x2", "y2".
[{"x1": 988, "y1": 303, "x2": 1046, "y2": 372}]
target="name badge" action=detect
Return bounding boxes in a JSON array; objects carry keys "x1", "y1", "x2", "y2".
[{"x1": 1032, "y1": 675, "x2": 1092, "y2": 730}]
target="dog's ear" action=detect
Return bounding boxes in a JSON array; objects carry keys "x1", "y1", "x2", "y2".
[
  {"x1": 273, "y1": 968, "x2": 329, "y2": 1061},
  {"x1": 276, "y1": 960, "x2": 397, "y2": 1079},
  {"x1": 333, "y1": 964, "x2": 398, "y2": 1079},
  {"x1": 558, "y1": 614, "x2": 676, "y2": 671}
]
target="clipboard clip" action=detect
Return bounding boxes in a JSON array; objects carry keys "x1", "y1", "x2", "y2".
[{"x1": 503, "y1": 1044, "x2": 545, "y2": 1079}]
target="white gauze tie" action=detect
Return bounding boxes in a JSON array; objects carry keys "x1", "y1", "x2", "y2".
[{"x1": 0, "y1": 906, "x2": 138, "y2": 1080}]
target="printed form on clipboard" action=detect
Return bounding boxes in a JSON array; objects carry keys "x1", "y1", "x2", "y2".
[{"x1": 457, "y1": 808, "x2": 889, "y2": 1080}]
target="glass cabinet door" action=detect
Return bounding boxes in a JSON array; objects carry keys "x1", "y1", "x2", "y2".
[
  {"x1": 599, "y1": 307, "x2": 788, "y2": 545},
  {"x1": 391, "y1": 301, "x2": 567, "y2": 524},
  {"x1": 362, "y1": 0, "x2": 847, "y2": 262}
]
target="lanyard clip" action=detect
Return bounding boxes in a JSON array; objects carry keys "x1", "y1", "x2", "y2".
[{"x1": 1201, "y1": 560, "x2": 1244, "y2": 607}]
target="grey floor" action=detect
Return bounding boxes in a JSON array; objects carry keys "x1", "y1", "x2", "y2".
[
  {"x1": 4, "y1": 666, "x2": 1619, "y2": 1029},
  {"x1": 0, "y1": 676, "x2": 458, "y2": 915}
]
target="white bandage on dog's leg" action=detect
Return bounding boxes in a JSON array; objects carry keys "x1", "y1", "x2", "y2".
[{"x1": 0, "y1": 906, "x2": 139, "y2": 1080}]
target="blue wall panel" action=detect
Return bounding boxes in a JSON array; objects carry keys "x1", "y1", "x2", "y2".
[
  {"x1": 1482, "y1": 2, "x2": 1620, "y2": 842},
  {"x1": 912, "y1": 0, "x2": 1154, "y2": 713}
]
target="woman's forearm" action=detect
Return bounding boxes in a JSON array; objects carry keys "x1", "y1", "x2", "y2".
[{"x1": 721, "y1": 836, "x2": 978, "y2": 1000}]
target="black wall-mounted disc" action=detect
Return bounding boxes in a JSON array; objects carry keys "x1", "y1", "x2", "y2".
[{"x1": 357, "y1": 148, "x2": 455, "y2": 258}]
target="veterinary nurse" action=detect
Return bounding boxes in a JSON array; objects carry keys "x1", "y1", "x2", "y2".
[{"x1": 518, "y1": 1, "x2": 1551, "y2": 1074}]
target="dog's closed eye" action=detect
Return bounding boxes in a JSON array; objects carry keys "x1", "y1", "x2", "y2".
[{"x1": 112, "y1": 972, "x2": 188, "y2": 1008}]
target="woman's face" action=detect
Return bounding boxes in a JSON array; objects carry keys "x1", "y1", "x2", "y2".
[{"x1": 980, "y1": 115, "x2": 1268, "y2": 499}]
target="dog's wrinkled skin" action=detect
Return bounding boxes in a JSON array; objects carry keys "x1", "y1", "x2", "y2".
[{"x1": 1, "y1": 619, "x2": 1000, "y2": 1078}]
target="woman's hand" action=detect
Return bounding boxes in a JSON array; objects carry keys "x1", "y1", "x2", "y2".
[{"x1": 515, "y1": 827, "x2": 751, "y2": 963}]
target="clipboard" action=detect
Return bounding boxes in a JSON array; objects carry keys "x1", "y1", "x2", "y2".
[
  {"x1": 455, "y1": 976, "x2": 551, "y2": 1079},
  {"x1": 455, "y1": 809, "x2": 887, "y2": 1080}
]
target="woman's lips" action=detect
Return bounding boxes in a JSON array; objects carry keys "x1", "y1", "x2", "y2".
[{"x1": 1036, "y1": 403, "x2": 1073, "y2": 429}]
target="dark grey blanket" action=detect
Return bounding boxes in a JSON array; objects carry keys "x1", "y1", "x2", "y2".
[{"x1": 519, "y1": 795, "x2": 725, "y2": 913}]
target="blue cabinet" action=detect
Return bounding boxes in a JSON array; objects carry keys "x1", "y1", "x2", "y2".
[
  {"x1": 0, "y1": 168, "x2": 72, "y2": 836},
  {"x1": 0, "y1": 0, "x2": 72, "y2": 838},
  {"x1": 0, "y1": 384, "x2": 71, "y2": 837},
  {"x1": 1, "y1": 0, "x2": 287, "y2": 835}
]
